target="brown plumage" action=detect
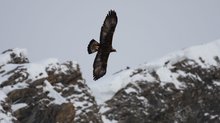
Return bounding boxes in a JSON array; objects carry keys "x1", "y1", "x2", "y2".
[{"x1": 87, "y1": 10, "x2": 118, "y2": 80}]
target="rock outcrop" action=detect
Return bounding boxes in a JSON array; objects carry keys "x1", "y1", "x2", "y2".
[{"x1": 0, "y1": 48, "x2": 102, "y2": 123}]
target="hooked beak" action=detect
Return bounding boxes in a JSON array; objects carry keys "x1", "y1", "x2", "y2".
[{"x1": 112, "y1": 48, "x2": 117, "y2": 52}]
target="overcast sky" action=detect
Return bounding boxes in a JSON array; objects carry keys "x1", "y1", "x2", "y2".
[{"x1": 1, "y1": 1, "x2": 220, "y2": 83}]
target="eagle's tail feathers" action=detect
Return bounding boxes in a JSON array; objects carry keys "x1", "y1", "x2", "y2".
[{"x1": 87, "y1": 39, "x2": 100, "y2": 54}]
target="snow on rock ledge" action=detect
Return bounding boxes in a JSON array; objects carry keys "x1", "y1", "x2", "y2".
[
  {"x1": 0, "y1": 48, "x2": 102, "y2": 123},
  {"x1": 0, "y1": 48, "x2": 29, "y2": 65}
]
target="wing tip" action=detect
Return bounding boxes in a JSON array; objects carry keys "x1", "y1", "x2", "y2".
[
  {"x1": 105, "y1": 10, "x2": 118, "y2": 26},
  {"x1": 93, "y1": 77, "x2": 98, "y2": 81},
  {"x1": 108, "y1": 10, "x2": 117, "y2": 16},
  {"x1": 93, "y1": 68, "x2": 106, "y2": 81},
  {"x1": 93, "y1": 74, "x2": 99, "y2": 81},
  {"x1": 93, "y1": 72, "x2": 101, "y2": 81},
  {"x1": 93, "y1": 75, "x2": 102, "y2": 81}
]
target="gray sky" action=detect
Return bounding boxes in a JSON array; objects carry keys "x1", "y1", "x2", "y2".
[{"x1": 1, "y1": 0, "x2": 220, "y2": 83}]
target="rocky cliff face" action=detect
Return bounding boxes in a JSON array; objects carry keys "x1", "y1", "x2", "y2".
[
  {"x1": 1, "y1": 40, "x2": 220, "y2": 123},
  {"x1": 0, "y1": 48, "x2": 102, "y2": 123}
]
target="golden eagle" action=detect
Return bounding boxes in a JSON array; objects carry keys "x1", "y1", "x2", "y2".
[{"x1": 87, "y1": 10, "x2": 118, "y2": 80}]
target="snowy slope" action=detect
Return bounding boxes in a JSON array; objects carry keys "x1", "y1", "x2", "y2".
[
  {"x1": 89, "y1": 39, "x2": 220, "y2": 104},
  {"x1": 89, "y1": 39, "x2": 220, "y2": 122}
]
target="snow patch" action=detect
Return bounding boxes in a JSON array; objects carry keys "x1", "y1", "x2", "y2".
[
  {"x1": 89, "y1": 69, "x2": 134, "y2": 104},
  {"x1": 11, "y1": 103, "x2": 27, "y2": 111},
  {"x1": 157, "y1": 67, "x2": 184, "y2": 89},
  {"x1": 43, "y1": 80, "x2": 67, "y2": 105},
  {"x1": 124, "y1": 87, "x2": 137, "y2": 94},
  {"x1": 2, "y1": 83, "x2": 28, "y2": 94},
  {"x1": 213, "y1": 81, "x2": 220, "y2": 86}
]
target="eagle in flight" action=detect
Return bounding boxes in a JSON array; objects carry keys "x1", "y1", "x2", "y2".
[{"x1": 87, "y1": 10, "x2": 118, "y2": 80}]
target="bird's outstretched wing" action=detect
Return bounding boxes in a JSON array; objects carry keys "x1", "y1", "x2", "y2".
[{"x1": 100, "y1": 10, "x2": 118, "y2": 45}]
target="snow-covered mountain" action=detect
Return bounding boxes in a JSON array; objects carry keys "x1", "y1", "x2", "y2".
[
  {"x1": 1, "y1": 40, "x2": 220, "y2": 123},
  {"x1": 0, "y1": 49, "x2": 101, "y2": 123},
  {"x1": 90, "y1": 40, "x2": 220, "y2": 123}
]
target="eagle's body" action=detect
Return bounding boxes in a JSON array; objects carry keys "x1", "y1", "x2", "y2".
[{"x1": 87, "y1": 10, "x2": 118, "y2": 80}]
